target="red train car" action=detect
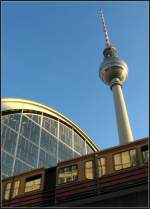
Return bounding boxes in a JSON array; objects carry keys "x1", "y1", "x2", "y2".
[
  {"x1": 55, "y1": 138, "x2": 148, "y2": 206},
  {"x1": 2, "y1": 167, "x2": 56, "y2": 207},
  {"x1": 2, "y1": 138, "x2": 148, "y2": 207}
]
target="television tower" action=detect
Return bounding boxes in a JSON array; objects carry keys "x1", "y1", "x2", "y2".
[{"x1": 98, "y1": 9, "x2": 134, "y2": 145}]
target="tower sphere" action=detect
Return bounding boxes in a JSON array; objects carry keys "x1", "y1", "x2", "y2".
[{"x1": 99, "y1": 53, "x2": 128, "y2": 86}]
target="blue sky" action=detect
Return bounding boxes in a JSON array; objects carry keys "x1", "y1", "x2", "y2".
[{"x1": 2, "y1": 1, "x2": 149, "y2": 149}]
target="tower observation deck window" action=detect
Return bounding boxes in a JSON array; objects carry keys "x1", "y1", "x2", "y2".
[{"x1": 113, "y1": 149, "x2": 137, "y2": 171}]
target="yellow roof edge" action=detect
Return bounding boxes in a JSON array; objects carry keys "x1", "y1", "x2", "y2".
[{"x1": 1, "y1": 97, "x2": 100, "y2": 151}]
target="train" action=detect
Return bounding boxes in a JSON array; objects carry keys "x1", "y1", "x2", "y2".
[{"x1": 2, "y1": 137, "x2": 148, "y2": 207}]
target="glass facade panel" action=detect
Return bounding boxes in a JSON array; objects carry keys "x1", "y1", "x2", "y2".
[
  {"x1": 2, "y1": 152, "x2": 14, "y2": 176},
  {"x1": 20, "y1": 115, "x2": 40, "y2": 144},
  {"x1": 1, "y1": 124, "x2": 7, "y2": 147},
  {"x1": 59, "y1": 123, "x2": 72, "y2": 147},
  {"x1": 98, "y1": 158, "x2": 106, "y2": 177},
  {"x1": 1, "y1": 110, "x2": 96, "y2": 179},
  {"x1": 2, "y1": 126, "x2": 18, "y2": 155},
  {"x1": 16, "y1": 136, "x2": 38, "y2": 167},
  {"x1": 74, "y1": 152, "x2": 81, "y2": 159},
  {"x1": 87, "y1": 144, "x2": 94, "y2": 154},
  {"x1": 14, "y1": 160, "x2": 33, "y2": 176},
  {"x1": 2, "y1": 175, "x2": 8, "y2": 180},
  {"x1": 42, "y1": 116, "x2": 58, "y2": 136},
  {"x1": 2, "y1": 114, "x2": 21, "y2": 131},
  {"x1": 12, "y1": 180, "x2": 20, "y2": 198},
  {"x1": 25, "y1": 113, "x2": 41, "y2": 125},
  {"x1": 40, "y1": 129, "x2": 57, "y2": 156},
  {"x1": 2, "y1": 115, "x2": 10, "y2": 126},
  {"x1": 85, "y1": 161, "x2": 94, "y2": 179},
  {"x1": 74, "y1": 132, "x2": 86, "y2": 155},
  {"x1": 39, "y1": 149, "x2": 56, "y2": 168},
  {"x1": 4, "y1": 182, "x2": 12, "y2": 200},
  {"x1": 58, "y1": 165, "x2": 78, "y2": 184},
  {"x1": 58, "y1": 142, "x2": 73, "y2": 162}
]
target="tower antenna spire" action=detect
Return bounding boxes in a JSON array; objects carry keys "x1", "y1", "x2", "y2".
[
  {"x1": 99, "y1": 9, "x2": 111, "y2": 48},
  {"x1": 98, "y1": 10, "x2": 134, "y2": 145}
]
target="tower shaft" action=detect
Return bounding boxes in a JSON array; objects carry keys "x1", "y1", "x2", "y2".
[
  {"x1": 111, "y1": 79, "x2": 134, "y2": 144},
  {"x1": 99, "y1": 9, "x2": 134, "y2": 145}
]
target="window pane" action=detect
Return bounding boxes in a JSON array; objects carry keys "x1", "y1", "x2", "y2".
[
  {"x1": 122, "y1": 151, "x2": 131, "y2": 168},
  {"x1": 58, "y1": 165, "x2": 78, "y2": 184},
  {"x1": 130, "y1": 149, "x2": 137, "y2": 166},
  {"x1": 25, "y1": 178, "x2": 41, "y2": 192},
  {"x1": 98, "y1": 158, "x2": 106, "y2": 177},
  {"x1": 114, "y1": 153, "x2": 122, "y2": 170},
  {"x1": 85, "y1": 161, "x2": 94, "y2": 179},
  {"x1": 12, "y1": 181, "x2": 20, "y2": 198},
  {"x1": 143, "y1": 150, "x2": 149, "y2": 164},
  {"x1": 141, "y1": 146, "x2": 149, "y2": 164},
  {"x1": 4, "y1": 182, "x2": 12, "y2": 200}
]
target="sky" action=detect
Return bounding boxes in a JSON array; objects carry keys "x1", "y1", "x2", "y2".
[{"x1": 2, "y1": 1, "x2": 149, "y2": 150}]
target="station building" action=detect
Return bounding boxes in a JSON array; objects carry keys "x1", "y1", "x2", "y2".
[{"x1": 1, "y1": 98, "x2": 99, "y2": 179}]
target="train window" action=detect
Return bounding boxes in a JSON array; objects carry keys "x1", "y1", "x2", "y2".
[
  {"x1": 141, "y1": 145, "x2": 149, "y2": 164},
  {"x1": 85, "y1": 161, "x2": 94, "y2": 179},
  {"x1": 12, "y1": 180, "x2": 20, "y2": 198},
  {"x1": 4, "y1": 182, "x2": 12, "y2": 200},
  {"x1": 114, "y1": 149, "x2": 137, "y2": 171},
  {"x1": 24, "y1": 175, "x2": 41, "y2": 193},
  {"x1": 57, "y1": 165, "x2": 78, "y2": 184},
  {"x1": 97, "y1": 158, "x2": 106, "y2": 177}
]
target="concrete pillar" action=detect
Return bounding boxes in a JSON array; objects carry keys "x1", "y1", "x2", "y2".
[{"x1": 110, "y1": 79, "x2": 134, "y2": 145}]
